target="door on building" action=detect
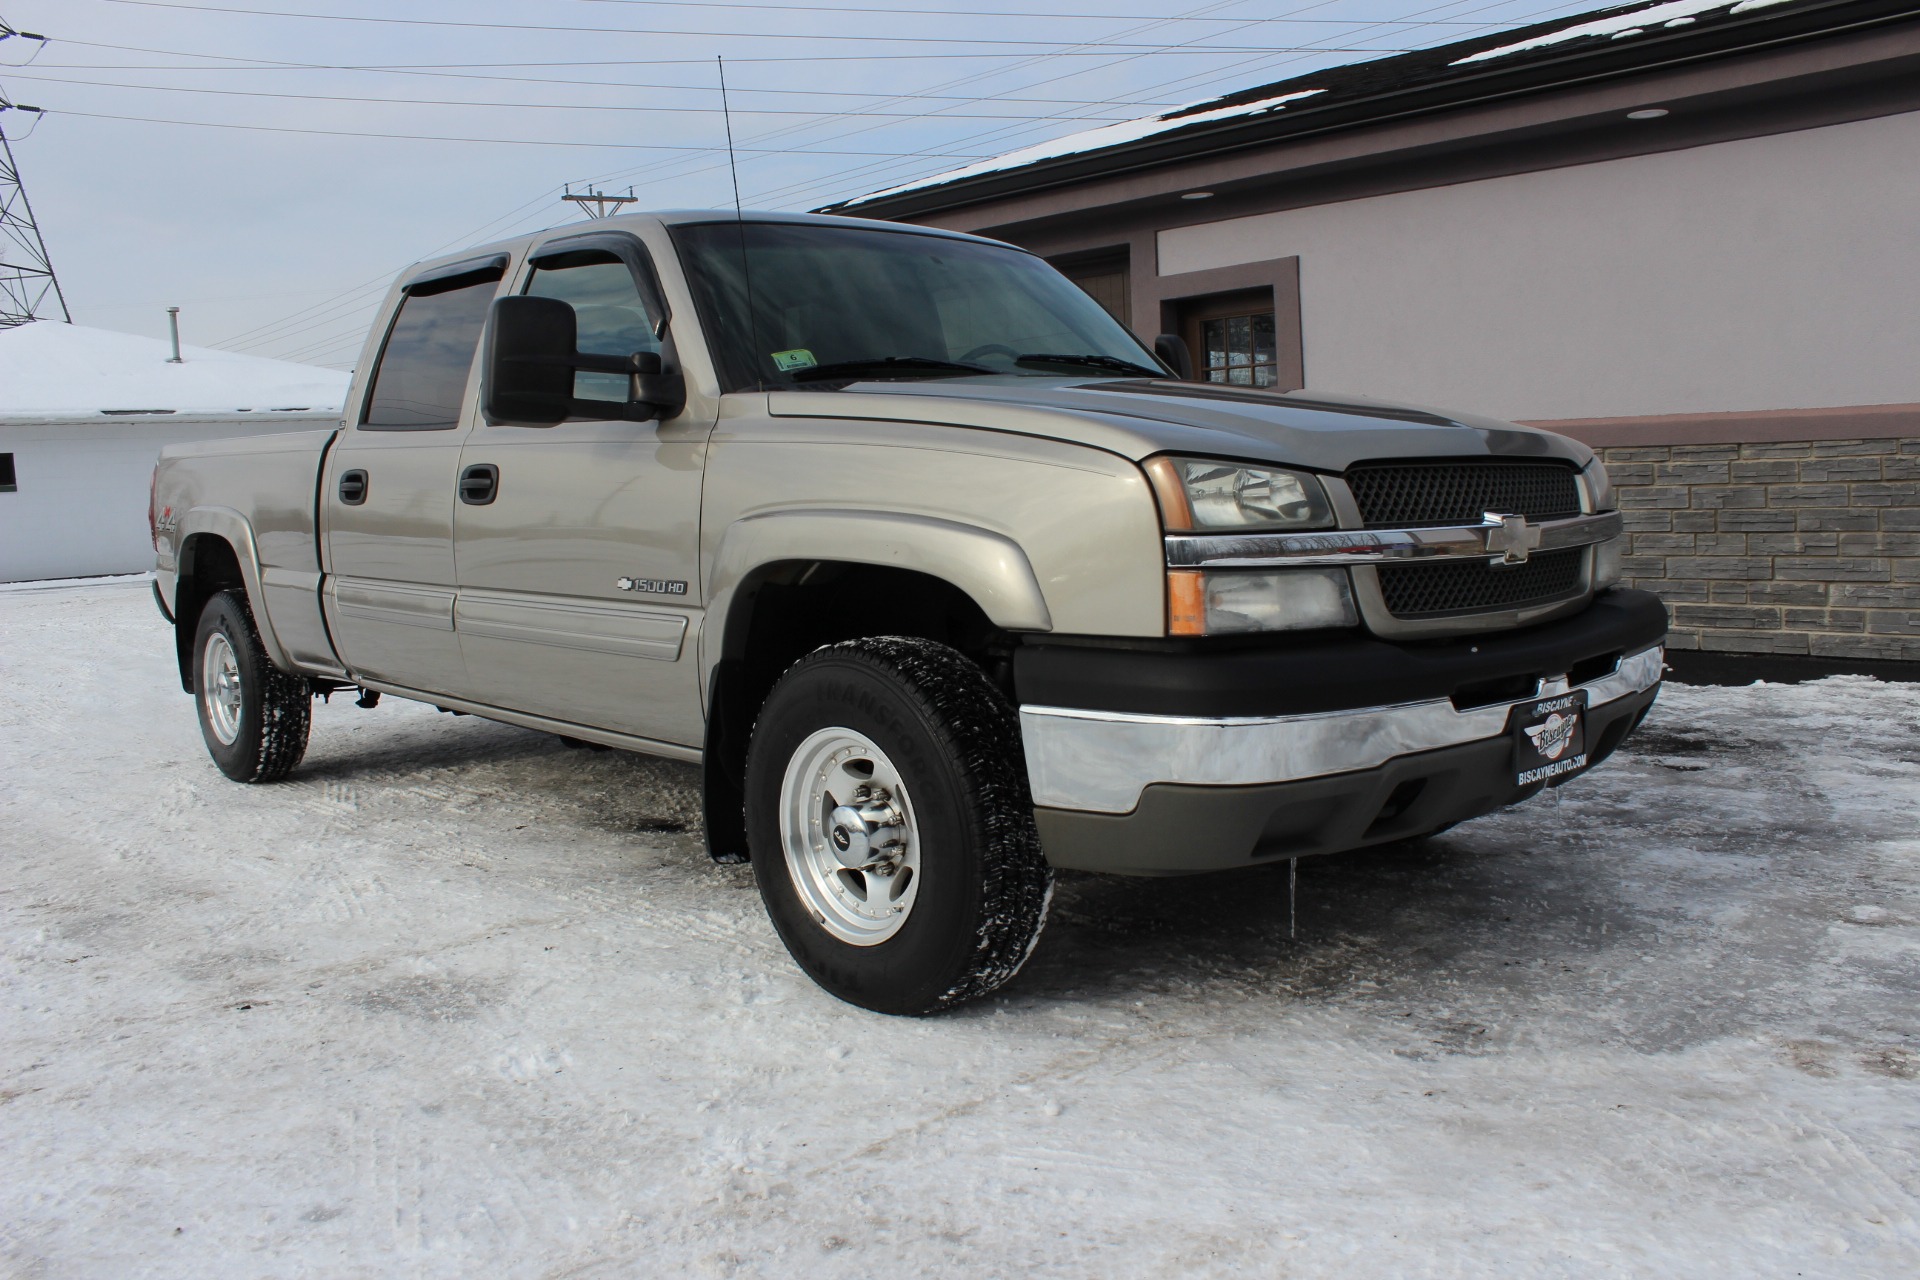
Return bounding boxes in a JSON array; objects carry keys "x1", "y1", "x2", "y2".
[
  {"x1": 322, "y1": 255, "x2": 505, "y2": 694},
  {"x1": 1049, "y1": 249, "x2": 1130, "y2": 329},
  {"x1": 1178, "y1": 288, "x2": 1281, "y2": 388},
  {"x1": 450, "y1": 231, "x2": 707, "y2": 749}
]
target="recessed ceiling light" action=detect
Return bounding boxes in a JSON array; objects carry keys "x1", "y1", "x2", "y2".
[
  {"x1": 1627, "y1": 108, "x2": 1670, "y2": 120},
  {"x1": 1181, "y1": 190, "x2": 1214, "y2": 200}
]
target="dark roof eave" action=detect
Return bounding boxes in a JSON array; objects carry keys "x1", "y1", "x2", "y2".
[{"x1": 826, "y1": 0, "x2": 1918, "y2": 220}]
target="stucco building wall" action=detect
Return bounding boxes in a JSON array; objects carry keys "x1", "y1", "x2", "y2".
[{"x1": 1154, "y1": 110, "x2": 1920, "y2": 424}]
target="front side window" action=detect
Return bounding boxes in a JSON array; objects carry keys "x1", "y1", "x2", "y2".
[
  {"x1": 360, "y1": 269, "x2": 502, "y2": 430},
  {"x1": 673, "y1": 222, "x2": 1163, "y2": 392},
  {"x1": 523, "y1": 249, "x2": 662, "y2": 402}
]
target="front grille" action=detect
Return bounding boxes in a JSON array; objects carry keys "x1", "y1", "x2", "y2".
[
  {"x1": 1346, "y1": 460, "x2": 1581, "y2": 529},
  {"x1": 1379, "y1": 548, "x2": 1584, "y2": 619}
]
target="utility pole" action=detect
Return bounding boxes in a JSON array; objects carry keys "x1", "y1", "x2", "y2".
[
  {"x1": 561, "y1": 184, "x2": 638, "y2": 220},
  {"x1": 0, "y1": 18, "x2": 69, "y2": 327}
]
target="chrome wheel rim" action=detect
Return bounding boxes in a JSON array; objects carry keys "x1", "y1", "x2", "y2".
[
  {"x1": 201, "y1": 631, "x2": 244, "y2": 746},
  {"x1": 778, "y1": 727, "x2": 921, "y2": 946}
]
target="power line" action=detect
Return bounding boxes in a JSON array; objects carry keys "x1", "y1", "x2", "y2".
[
  {"x1": 570, "y1": 0, "x2": 1500, "y2": 24},
  {"x1": 754, "y1": 0, "x2": 1528, "y2": 207},
  {"x1": 51, "y1": 107, "x2": 1003, "y2": 155},
  {"x1": 2, "y1": 71, "x2": 1166, "y2": 121},
  {"x1": 568, "y1": 0, "x2": 1280, "y2": 195},
  {"x1": 17, "y1": 58, "x2": 1186, "y2": 109},
  {"x1": 96, "y1": 1, "x2": 1413, "y2": 53}
]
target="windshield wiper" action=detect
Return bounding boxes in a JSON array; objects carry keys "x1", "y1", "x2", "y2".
[
  {"x1": 1014, "y1": 353, "x2": 1165, "y2": 378},
  {"x1": 787, "y1": 356, "x2": 992, "y2": 383}
]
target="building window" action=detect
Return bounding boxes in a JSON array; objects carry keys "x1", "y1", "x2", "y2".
[
  {"x1": 0, "y1": 453, "x2": 15, "y2": 492},
  {"x1": 1177, "y1": 287, "x2": 1279, "y2": 387},
  {"x1": 1200, "y1": 311, "x2": 1279, "y2": 386}
]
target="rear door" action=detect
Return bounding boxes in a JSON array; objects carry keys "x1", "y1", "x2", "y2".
[
  {"x1": 451, "y1": 232, "x2": 708, "y2": 747},
  {"x1": 321, "y1": 255, "x2": 506, "y2": 693}
]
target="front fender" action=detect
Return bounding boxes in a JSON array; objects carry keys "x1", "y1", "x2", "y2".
[{"x1": 703, "y1": 508, "x2": 1052, "y2": 679}]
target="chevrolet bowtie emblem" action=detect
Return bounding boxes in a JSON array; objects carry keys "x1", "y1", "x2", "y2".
[{"x1": 1482, "y1": 512, "x2": 1542, "y2": 565}]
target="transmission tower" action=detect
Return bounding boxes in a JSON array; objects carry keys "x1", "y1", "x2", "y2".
[{"x1": 0, "y1": 19, "x2": 69, "y2": 327}]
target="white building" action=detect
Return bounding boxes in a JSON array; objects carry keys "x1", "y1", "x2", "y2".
[{"x1": 0, "y1": 322, "x2": 348, "y2": 582}]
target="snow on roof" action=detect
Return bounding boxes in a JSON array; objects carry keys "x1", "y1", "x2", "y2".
[
  {"x1": 845, "y1": 89, "x2": 1326, "y2": 208},
  {"x1": 830, "y1": 0, "x2": 1823, "y2": 212},
  {"x1": 0, "y1": 321, "x2": 350, "y2": 417},
  {"x1": 1453, "y1": 0, "x2": 1798, "y2": 64}
]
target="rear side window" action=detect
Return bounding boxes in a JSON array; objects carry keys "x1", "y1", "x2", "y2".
[{"x1": 360, "y1": 268, "x2": 503, "y2": 430}]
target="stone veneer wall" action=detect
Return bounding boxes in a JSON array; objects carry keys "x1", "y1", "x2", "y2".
[{"x1": 1597, "y1": 437, "x2": 1920, "y2": 662}]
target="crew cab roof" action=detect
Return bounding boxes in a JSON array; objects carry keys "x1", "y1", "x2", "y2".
[{"x1": 395, "y1": 209, "x2": 1016, "y2": 287}]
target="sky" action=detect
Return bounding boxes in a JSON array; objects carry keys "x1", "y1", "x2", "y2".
[{"x1": 1, "y1": 0, "x2": 1614, "y2": 369}]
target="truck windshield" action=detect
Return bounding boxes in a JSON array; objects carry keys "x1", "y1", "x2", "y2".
[{"x1": 674, "y1": 221, "x2": 1165, "y2": 392}]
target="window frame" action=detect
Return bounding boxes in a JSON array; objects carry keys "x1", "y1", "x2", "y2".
[
  {"x1": 355, "y1": 253, "x2": 509, "y2": 433},
  {"x1": 1181, "y1": 288, "x2": 1280, "y2": 388},
  {"x1": 522, "y1": 231, "x2": 672, "y2": 339}
]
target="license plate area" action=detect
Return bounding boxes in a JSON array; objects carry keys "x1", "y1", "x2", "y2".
[{"x1": 1511, "y1": 689, "x2": 1590, "y2": 786}]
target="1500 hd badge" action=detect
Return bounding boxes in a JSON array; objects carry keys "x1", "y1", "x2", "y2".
[{"x1": 616, "y1": 577, "x2": 688, "y2": 596}]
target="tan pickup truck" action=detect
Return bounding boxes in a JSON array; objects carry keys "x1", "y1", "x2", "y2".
[{"x1": 150, "y1": 210, "x2": 1666, "y2": 1013}]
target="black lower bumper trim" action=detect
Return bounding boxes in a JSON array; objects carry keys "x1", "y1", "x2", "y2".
[
  {"x1": 1033, "y1": 682, "x2": 1659, "y2": 876},
  {"x1": 1015, "y1": 589, "x2": 1667, "y2": 718}
]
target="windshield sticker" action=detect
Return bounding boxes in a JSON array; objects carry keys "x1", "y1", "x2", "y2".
[{"x1": 771, "y1": 348, "x2": 817, "y2": 372}]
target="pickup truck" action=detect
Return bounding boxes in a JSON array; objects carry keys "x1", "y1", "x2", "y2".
[{"x1": 151, "y1": 210, "x2": 1666, "y2": 1014}]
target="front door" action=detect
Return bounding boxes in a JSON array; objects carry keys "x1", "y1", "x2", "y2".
[
  {"x1": 322, "y1": 257, "x2": 504, "y2": 693},
  {"x1": 451, "y1": 235, "x2": 708, "y2": 748}
]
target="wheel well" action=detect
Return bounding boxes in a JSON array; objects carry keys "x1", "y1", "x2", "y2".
[
  {"x1": 173, "y1": 534, "x2": 246, "y2": 692},
  {"x1": 702, "y1": 561, "x2": 1014, "y2": 861}
]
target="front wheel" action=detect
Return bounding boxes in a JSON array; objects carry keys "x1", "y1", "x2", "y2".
[
  {"x1": 192, "y1": 589, "x2": 311, "y2": 782},
  {"x1": 744, "y1": 638, "x2": 1053, "y2": 1015}
]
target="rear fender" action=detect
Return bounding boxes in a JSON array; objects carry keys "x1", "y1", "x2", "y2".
[{"x1": 172, "y1": 509, "x2": 291, "y2": 687}]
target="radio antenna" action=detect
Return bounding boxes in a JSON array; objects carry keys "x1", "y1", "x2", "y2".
[
  {"x1": 717, "y1": 55, "x2": 766, "y2": 389},
  {"x1": 718, "y1": 55, "x2": 745, "y2": 218}
]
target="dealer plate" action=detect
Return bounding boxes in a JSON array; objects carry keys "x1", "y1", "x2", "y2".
[{"x1": 1511, "y1": 689, "x2": 1590, "y2": 786}]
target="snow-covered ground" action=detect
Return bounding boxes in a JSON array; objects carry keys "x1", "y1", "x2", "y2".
[{"x1": 4, "y1": 580, "x2": 1918, "y2": 1278}]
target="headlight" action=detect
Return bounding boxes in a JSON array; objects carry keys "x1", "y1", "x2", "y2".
[
  {"x1": 1145, "y1": 456, "x2": 1334, "y2": 531},
  {"x1": 1169, "y1": 568, "x2": 1358, "y2": 636}
]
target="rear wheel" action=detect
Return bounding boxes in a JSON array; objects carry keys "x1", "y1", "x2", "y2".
[
  {"x1": 744, "y1": 638, "x2": 1052, "y2": 1015},
  {"x1": 193, "y1": 589, "x2": 311, "y2": 782}
]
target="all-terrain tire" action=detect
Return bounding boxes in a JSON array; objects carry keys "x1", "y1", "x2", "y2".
[
  {"x1": 744, "y1": 638, "x2": 1053, "y2": 1015},
  {"x1": 192, "y1": 589, "x2": 311, "y2": 783}
]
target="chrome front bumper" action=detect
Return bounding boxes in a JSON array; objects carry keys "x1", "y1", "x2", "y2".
[{"x1": 1020, "y1": 644, "x2": 1664, "y2": 815}]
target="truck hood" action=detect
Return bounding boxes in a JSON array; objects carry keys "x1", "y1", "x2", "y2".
[{"x1": 765, "y1": 377, "x2": 1593, "y2": 472}]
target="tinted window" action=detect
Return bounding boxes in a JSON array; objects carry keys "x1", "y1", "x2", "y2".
[
  {"x1": 524, "y1": 249, "x2": 661, "y2": 402},
  {"x1": 361, "y1": 270, "x2": 501, "y2": 430}
]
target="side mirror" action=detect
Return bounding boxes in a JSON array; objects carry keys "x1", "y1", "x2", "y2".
[
  {"x1": 482, "y1": 295, "x2": 686, "y2": 427},
  {"x1": 1153, "y1": 333, "x2": 1194, "y2": 381}
]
